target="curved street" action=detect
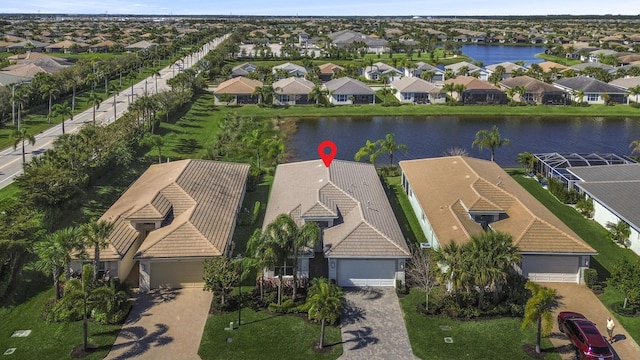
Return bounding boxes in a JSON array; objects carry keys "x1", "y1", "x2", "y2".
[{"x1": 0, "y1": 34, "x2": 229, "y2": 190}]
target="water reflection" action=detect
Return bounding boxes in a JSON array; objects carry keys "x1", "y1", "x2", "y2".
[{"x1": 288, "y1": 116, "x2": 640, "y2": 167}]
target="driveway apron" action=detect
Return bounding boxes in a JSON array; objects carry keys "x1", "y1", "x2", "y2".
[
  {"x1": 541, "y1": 283, "x2": 640, "y2": 360},
  {"x1": 339, "y1": 288, "x2": 418, "y2": 360},
  {"x1": 105, "y1": 288, "x2": 212, "y2": 360}
]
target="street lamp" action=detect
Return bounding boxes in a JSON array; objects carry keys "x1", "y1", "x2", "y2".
[{"x1": 237, "y1": 255, "x2": 242, "y2": 328}]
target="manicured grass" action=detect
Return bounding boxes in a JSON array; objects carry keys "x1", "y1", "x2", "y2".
[
  {"x1": 535, "y1": 53, "x2": 583, "y2": 66},
  {"x1": 400, "y1": 288, "x2": 561, "y2": 359},
  {"x1": 0, "y1": 272, "x2": 120, "y2": 360},
  {"x1": 212, "y1": 103, "x2": 640, "y2": 118},
  {"x1": 0, "y1": 183, "x2": 21, "y2": 205},
  {"x1": 198, "y1": 307, "x2": 342, "y2": 360},
  {"x1": 385, "y1": 175, "x2": 427, "y2": 245},
  {"x1": 231, "y1": 178, "x2": 272, "y2": 256},
  {"x1": 598, "y1": 286, "x2": 640, "y2": 343}
]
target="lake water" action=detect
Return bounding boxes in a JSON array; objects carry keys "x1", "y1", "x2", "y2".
[
  {"x1": 288, "y1": 116, "x2": 640, "y2": 167},
  {"x1": 460, "y1": 45, "x2": 544, "y2": 66}
]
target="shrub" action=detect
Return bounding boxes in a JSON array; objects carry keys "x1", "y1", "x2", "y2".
[
  {"x1": 584, "y1": 268, "x2": 599, "y2": 289},
  {"x1": 629, "y1": 102, "x2": 640, "y2": 109},
  {"x1": 576, "y1": 197, "x2": 594, "y2": 218},
  {"x1": 612, "y1": 301, "x2": 638, "y2": 317}
]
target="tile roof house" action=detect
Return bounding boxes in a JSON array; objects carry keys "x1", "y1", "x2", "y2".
[
  {"x1": 272, "y1": 77, "x2": 315, "y2": 105},
  {"x1": 318, "y1": 63, "x2": 344, "y2": 82},
  {"x1": 609, "y1": 76, "x2": 640, "y2": 102},
  {"x1": 445, "y1": 61, "x2": 489, "y2": 80},
  {"x1": 45, "y1": 40, "x2": 88, "y2": 53},
  {"x1": 363, "y1": 62, "x2": 403, "y2": 82},
  {"x1": 399, "y1": 156, "x2": 597, "y2": 284},
  {"x1": 72, "y1": 160, "x2": 250, "y2": 292},
  {"x1": 500, "y1": 75, "x2": 569, "y2": 105},
  {"x1": 272, "y1": 62, "x2": 308, "y2": 78},
  {"x1": 553, "y1": 76, "x2": 627, "y2": 104},
  {"x1": 230, "y1": 62, "x2": 257, "y2": 78},
  {"x1": 485, "y1": 62, "x2": 527, "y2": 79},
  {"x1": 125, "y1": 40, "x2": 158, "y2": 52},
  {"x1": 391, "y1": 77, "x2": 445, "y2": 104},
  {"x1": 327, "y1": 29, "x2": 388, "y2": 54},
  {"x1": 6, "y1": 40, "x2": 50, "y2": 52},
  {"x1": 323, "y1": 77, "x2": 376, "y2": 105},
  {"x1": 264, "y1": 160, "x2": 410, "y2": 287},
  {"x1": 405, "y1": 62, "x2": 445, "y2": 83},
  {"x1": 444, "y1": 76, "x2": 507, "y2": 105},
  {"x1": 213, "y1": 76, "x2": 263, "y2": 105}
]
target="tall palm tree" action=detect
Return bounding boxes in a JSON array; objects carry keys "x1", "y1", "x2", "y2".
[
  {"x1": 308, "y1": 85, "x2": 328, "y2": 106},
  {"x1": 245, "y1": 229, "x2": 275, "y2": 302},
  {"x1": 81, "y1": 220, "x2": 114, "y2": 282},
  {"x1": 108, "y1": 83, "x2": 119, "y2": 121},
  {"x1": 289, "y1": 219, "x2": 320, "y2": 301},
  {"x1": 38, "y1": 74, "x2": 59, "y2": 124},
  {"x1": 142, "y1": 134, "x2": 166, "y2": 163},
  {"x1": 522, "y1": 282, "x2": 557, "y2": 354},
  {"x1": 53, "y1": 100, "x2": 73, "y2": 134},
  {"x1": 354, "y1": 139, "x2": 379, "y2": 165},
  {"x1": 34, "y1": 227, "x2": 83, "y2": 301},
  {"x1": 629, "y1": 139, "x2": 640, "y2": 155},
  {"x1": 374, "y1": 133, "x2": 408, "y2": 166},
  {"x1": 88, "y1": 91, "x2": 102, "y2": 125},
  {"x1": 11, "y1": 85, "x2": 29, "y2": 129},
  {"x1": 262, "y1": 214, "x2": 296, "y2": 305},
  {"x1": 441, "y1": 83, "x2": 456, "y2": 100},
  {"x1": 152, "y1": 69, "x2": 161, "y2": 94},
  {"x1": 472, "y1": 125, "x2": 511, "y2": 162},
  {"x1": 517, "y1": 152, "x2": 538, "y2": 174},
  {"x1": 12, "y1": 128, "x2": 36, "y2": 163},
  {"x1": 305, "y1": 277, "x2": 344, "y2": 349},
  {"x1": 433, "y1": 240, "x2": 469, "y2": 300}
]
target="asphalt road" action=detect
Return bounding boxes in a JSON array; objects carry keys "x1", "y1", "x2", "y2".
[{"x1": 0, "y1": 34, "x2": 229, "y2": 190}]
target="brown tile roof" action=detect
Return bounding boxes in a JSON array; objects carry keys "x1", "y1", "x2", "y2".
[
  {"x1": 500, "y1": 75, "x2": 564, "y2": 93},
  {"x1": 391, "y1": 77, "x2": 441, "y2": 94},
  {"x1": 264, "y1": 160, "x2": 410, "y2": 258},
  {"x1": 273, "y1": 77, "x2": 315, "y2": 95},
  {"x1": 445, "y1": 76, "x2": 500, "y2": 91},
  {"x1": 399, "y1": 156, "x2": 596, "y2": 254},
  {"x1": 214, "y1": 76, "x2": 263, "y2": 95},
  {"x1": 537, "y1": 61, "x2": 569, "y2": 73},
  {"x1": 318, "y1": 62, "x2": 344, "y2": 75},
  {"x1": 98, "y1": 160, "x2": 249, "y2": 260}
]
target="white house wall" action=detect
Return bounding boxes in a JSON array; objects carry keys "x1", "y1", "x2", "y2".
[
  {"x1": 591, "y1": 197, "x2": 640, "y2": 254},
  {"x1": 403, "y1": 175, "x2": 440, "y2": 248}
]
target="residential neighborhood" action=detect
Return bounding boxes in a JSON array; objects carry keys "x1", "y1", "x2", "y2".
[{"x1": 2, "y1": 11, "x2": 640, "y2": 360}]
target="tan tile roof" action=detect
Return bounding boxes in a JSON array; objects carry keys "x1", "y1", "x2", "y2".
[
  {"x1": 537, "y1": 61, "x2": 569, "y2": 73},
  {"x1": 445, "y1": 76, "x2": 500, "y2": 91},
  {"x1": 500, "y1": 75, "x2": 564, "y2": 93},
  {"x1": 399, "y1": 156, "x2": 596, "y2": 254},
  {"x1": 214, "y1": 76, "x2": 263, "y2": 95},
  {"x1": 318, "y1": 62, "x2": 344, "y2": 75},
  {"x1": 391, "y1": 77, "x2": 441, "y2": 94},
  {"x1": 98, "y1": 160, "x2": 249, "y2": 260},
  {"x1": 273, "y1": 77, "x2": 315, "y2": 95},
  {"x1": 264, "y1": 160, "x2": 410, "y2": 258}
]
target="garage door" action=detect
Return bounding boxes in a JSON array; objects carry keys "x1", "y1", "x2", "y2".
[
  {"x1": 521, "y1": 255, "x2": 578, "y2": 283},
  {"x1": 150, "y1": 261, "x2": 204, "y2": 289},
  {"x1": 337, "y1": 259, "x2": 396, "y2": 287}
]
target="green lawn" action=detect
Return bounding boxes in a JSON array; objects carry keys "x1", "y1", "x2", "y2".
[
  {"x1": 534, "y1": 53, "x2": 583, "y2": 66},
  {"x1": 385, "y1": 175, "x2": 427, "y2": 245},
  {"x1": 400, "y1": 288, "x2": 561, "y2": 359},
  {"x1": 198, "y1": 307, "x2": 342, "y2": 360},
  {"x1": 511, "y1": 174, "x2": 640, "y2": 345},
  {"x1": 0, "y1": 270, "x2": 120, "y2": 360}
]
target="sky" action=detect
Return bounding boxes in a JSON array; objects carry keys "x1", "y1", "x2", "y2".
[{"x1": 0, "y1": 1, "x2": 638, "y2": 16}]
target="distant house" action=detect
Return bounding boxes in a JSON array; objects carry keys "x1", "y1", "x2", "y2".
[
  {"x1": 323, "y1": 77, "x2": 376, "y2": 105},
  {"x1": 125, "y1": 40, "x2": 158, "y2": 52},
  {"x1": 317, "y1": 63, "x2": 343, "y2": 82},
  {"x1": 536, "y1": 61, "x2": 570, "y2": 80},
  {"x1": 445, "y1": 76, "x2": 507, "y2": 105},
  {"x1": 231, "y1": 62, "x2": 257, "y2": 78},
  {"x1": 213, "y1": 76, "x2": 262, "y2": 104},
  {"x1": 588, "y1": 49, "x2": 618, "y2": 63},
  {"x1": 391, "y1": 77, "x2": 445, "y2": 104},
  {"x1": 485, "y1": 62, "x2": 527, "y2": 79},
  {"x1": 89, "y1": 40, "x2": 120, "y2": 53},
  {"x1": 7, "y1": 40, "x2": 50, "y2": 52},
  {"x1": 45, "y1": 40, "x2": 88, "y2": 53},
  {"x1": 405, "y1": 62, "x2": 445, "y2": 83},
  {"x1": 553, "y1": 76, "x2": 627, "y2": 104},
  {"x1": 445, "y1": 61, "x2": 489, "y2": 80},
  {"x1": 363, "y1": 62, "x2": 403, "y2": 82},
  {"x1": 609, "y1": 76, "x2": 640, "y2": 103},
  {"x1": 570, "y1": 62, "x2": 615, "y2": 75},
  {"x1": 272, "y1": 62, "x2": 307, "y2": 78},
  {"x1": 0, "y1": 73, "x2": 31, "y2": 86},
  {"x1": 327, "y1": 29, "x2": 388, "y2": 54},
  {"x1": 263, "y1": 160, "x2": 410, "y2": 287},
  {"x1": 273, "y1": 77, "x2": 315, "y2": 105},
  {"x1": 71, "y1": 160, "x2": 250, "y2": 292},
  {"x1": 500, "y1": 75, "x2": 569, "y2": 105},
  {"x1": 399, "y1": 156, "x2": 597, "y2": 284}
]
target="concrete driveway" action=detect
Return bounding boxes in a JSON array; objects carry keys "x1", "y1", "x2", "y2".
[
  {"x1": 105, "y1": 288, "x2": 212, "y2": 360},
  {"x1": 542, "y1": 283, "x2": 640, "y2": 360},
  {"x1": 339, "y1": 288, "x2": 418, "y2": 360}
]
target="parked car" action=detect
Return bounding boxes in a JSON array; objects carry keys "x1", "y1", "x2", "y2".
[{"x1": 557, "y1": 311, "x2": 613, "y2": 360}]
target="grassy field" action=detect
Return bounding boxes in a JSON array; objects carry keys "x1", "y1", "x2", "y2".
[
  {"x1": 198, "y1": 307, "x2": 342, "y2": 360},
  {"x1": 0, "y1": 269, "x2": 121, "y2": 360},
  {"x1": 386, "y1": 176, "x2": 427, "y2": 245},
  {"x1": 400, "y1": 288, "x2": 561, "y2": 360},
  {"x1": 534, "y1": 53, "x2": 583, "y2": 66}
]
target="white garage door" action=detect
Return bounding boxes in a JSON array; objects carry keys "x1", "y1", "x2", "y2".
[
  {"x1": 337, "y1": 259, "x2": 396, "y2": 287},
  {"x1": 150, "y1": 261, "x2": 204, "y2": 289},
  {"x1": 521, "y1": 255, "x2": 579, "y2": 283}
]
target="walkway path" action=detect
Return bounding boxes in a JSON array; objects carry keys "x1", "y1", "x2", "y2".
[
  {"x1": 0, "y1": 34, "x2": 229, "y2": 190},
  {"x1": 339, "y1": 288, "x2": 418, "y2": 360}
]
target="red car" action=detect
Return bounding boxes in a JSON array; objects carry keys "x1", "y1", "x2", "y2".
[{"x1": 557, "y1": 311, "x2": 614, "y2": 360}]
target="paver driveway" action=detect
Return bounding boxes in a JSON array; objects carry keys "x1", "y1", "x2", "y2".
[
  {"x1": 105, "y1": 288, "x2": 212, "y2": 360},
  {"x1": 339, "y1": 288, "x2": 418, "y2": 360},
  {"x1": 542, "y1": 283, "x2": 640, "y2": 360}
]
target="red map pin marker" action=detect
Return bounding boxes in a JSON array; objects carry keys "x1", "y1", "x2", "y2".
[{"x1": 318, "y1": 140, "x2": 337, "y2": 168}]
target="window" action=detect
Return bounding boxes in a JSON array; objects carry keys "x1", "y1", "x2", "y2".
[
  {"x1": 586, "y1": 93, "x2": 599, "y2": 102},
  {"x1": 278, "y1": 94, "x2": 290, "y2": 103},
  {"x1": 403, "y1": 93, "x2": 412, "y2": 101},
  {"x1": 274, "y1": 265, "x2": 294, "y2": 276},
  {"x1": 335, "y1": 94, "x2": 348, "y2": 102}
]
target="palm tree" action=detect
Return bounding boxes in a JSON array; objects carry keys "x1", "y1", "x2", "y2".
[
  {"x1": 81, "y1": 220, "x2": 114, "y2": 282},
  {"x1": 517, "y1": 152, "x2": 538, "y2": 174},
  {"x1": 88, "y1": 91, "x2": 102, "y2": 125},
  {"x1": 142, "y1": 134, "x2": 166, "y2": 163},
  {"x1": 433, "y1": 240, "x2": 469, "y2": 300},
  {"x1": 629, "y1": 139, "x2": 640, "y2": 155},
  {"x1": 262, "y1": 214, "x2": 296, "y2": 305},
  {"x1": 628, "y1": 85, "x2": 640, "y2": 103},
  {"x1": 152, "y1": 69, "x2": 161, "y2": 94},
  {"x1": 289, "y1": 219, "x2": 320, "y2": 301},
  {"x1": 308, "y1": 85, "x2": 328, "y2": 106},
  {"x1": 453, "y1": 84, "x2": 466, "y2": 101},
  {"x1": 11, "y1": 85, "x2": 29, "y2": 129},
  {"x1": 606, "y1": 220, "x2": 631, "y2": 247},
  {"x1": 52, "y1": 100, "x2": 73, "y2": 134},
  {"x1": 12, "y1": 128, "x2": 36, "y2": 163},
  {"x1": 305, "y1": 277, "x2": 344, "y2": 349},
  {"x1": 374, "y1": 133, "x2": 408, "y2": 167},
  {"x1": 34, "y1": 227, "x2": 83, "y2": 301},
  {"x1": 522, "y1": 282, "x2": 557, "y2": 354},
  {"x1": 109, "y1": 83, "x2": 119, "y2": 121},
  {"x1": 354, "y1": 139, "x2": 379, "y2": 165},
  {"x1": 441, "y1": 83, "x2": 456, "y2": 100},
  {"x1": 38, "y1": 74, "x2": 59, "y2": 124},
  {"x1": 245, "y1": 229, "x2": 274, "y2": 302},
  {"x1": 472, "y1": 125, "x2": 511, "y2": 162}
]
